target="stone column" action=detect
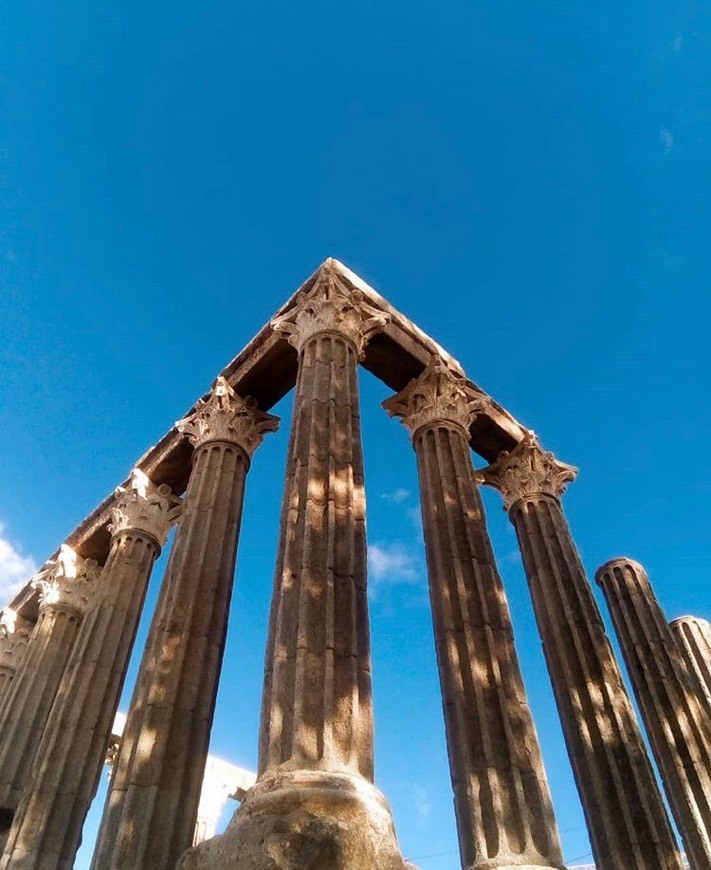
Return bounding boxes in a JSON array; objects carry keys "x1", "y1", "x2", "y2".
[
  {"x1": 478, "y1": 434, "x2": 683, "y2": 870},
  {"x1": 670, "y1": 616, "x2": 711, "y2": 716},
  {"x1": 0, "y1": 469, "x2": 181, "y2": 870},
  {"x1": 384, "y1": 359, "x2": 564, "y2": 870},
  {"x1": 596, "y1": 558, "x2": 711, "y2": 870},
  {"x1": 0, "y1": 612, "x2": 31, "y2": 706},
  {"x1": 91, "y1": 378, "x2": 278, "y2": 870},
  {"x1": 179, "y1": 267, "x2": 408, "y2": 869},
  {"x1": 0, "y1": 546, "x2": 100, "y2": 824}
]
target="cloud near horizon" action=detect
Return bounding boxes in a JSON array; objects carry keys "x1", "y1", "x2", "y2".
[
  {"x1": 368, "y1": 541, "x2": 419, "y2": 587},
  {"x1": 380, "y1": 488, "x2": 411, "y2": 505},
  {"x1": 0, "y1": 523, "x2": 37, "y2": 603}
]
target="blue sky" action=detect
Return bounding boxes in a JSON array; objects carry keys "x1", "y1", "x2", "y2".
[{"x1": 2, "y1": 0, "x2": 710, "y2": 867}]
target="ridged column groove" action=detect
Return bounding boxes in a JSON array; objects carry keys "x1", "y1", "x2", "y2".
[
  {"x1": 670, "y1": 616, "x2": 711, "y2": 716},
  {"x1": 479, "y1": 436, "x2": 683, "y2": 870},
  {"x1": 597, "y1": 559, "x2": 711, "y2": 870},
  {"x1": 260, "y1": 332, "x2": 372, "y2": 778},
  {"x1": 177, "y1": 265, "x2": 406, "y2": 870},
  {"x1": 0, "y1": 614, "x2": 31, "y2": 709},
  {"x1": 0, "y1": 472, "x2": 180, "y2": 870},
  {"x1": 0, "y1": 550, "x2": 100, "y2": 821},
  {"x1": 91, "y1": 380, "x2": 277, "y2": 870},
  {"x1": 425, "y1": 427, "x2": 564, "y2": 869},
  {"x1": 384, "y1": 361, "x2": 563, "y2": 870},
  {"x1": 0, "y1": 610, "x2": 80, "y2": 808}
]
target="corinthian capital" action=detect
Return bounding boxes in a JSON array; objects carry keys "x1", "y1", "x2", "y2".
[
  {"x1": 177, "y1": 377, "x2": 279, "y2": 454},
  {"x1": 382, "y1": 357, "x2": 490, "y2": 438},
  {"x1": 109, "y1": 469, "x2": 183, "y2": 547},
  {"x1": 0, "y1": 629, "x2": 30, "y2": 670},
  {"x1": 271, "y1": 265, "x2": 389, "y2": 357},
  {"x1": 0, "y1": 608, "x2": 32, "y2": 639},
  {"x1": 30, "y1": 545, "x2": 101, "y2": 616},
  {"x1": 477, "y1": 432, "x2": 578, "y2": 510}
]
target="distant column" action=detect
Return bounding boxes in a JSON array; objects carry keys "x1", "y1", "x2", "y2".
[
  {"x1": 478, "y1": 434, "x2": 683, "y2": 870},
  {"x1": 596, "y1": 558, "x2": 711, "y2": 870},
  {"x1": 192, "y1": 757, "x2": 255, "y2": 847},
  {"x1": 179, "y1": 265, "x2": 407, "y2": 869},
  {"x1": 91, "y1": 378, "x2": 278, "y2": 870},
  {"x1": 384, "y1": 359, "x2": 564, "y2": 870},
  {"x1": 670, "y1": 616, "x2": 711, "y2": 716},
  {"x1": 0, "y1": 612, "x2": 31, "y2": 703},
  {"x1": 0, "y1": 546, "x2": 100, "y2": 823},
  {"x1": 0, "y1": 469, "x2": 181, "y2": 870}
]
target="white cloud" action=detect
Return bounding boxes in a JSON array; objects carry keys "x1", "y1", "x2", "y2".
[
  {"x1": 0, "y1": 523, "x2": 37, "y2": 603},
  {"x1": 381, "y1": 488, "x2": 411, "y2": 504},
  {"x1": 670, "y1": 36, "x2": 684, "y2": 52},
  {"x1": 660, "y1": 129, "x2": 674, "y2": 156},
  {"x1": 368, "y1": 541, "x2": 418, "y2": 585},
  {"x1": 411, "y1": 784, "x2": 432, "y2": 822}
]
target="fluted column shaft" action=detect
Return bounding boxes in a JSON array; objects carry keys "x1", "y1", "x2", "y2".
[
  {"x1": 479, "y1": 437, "x2": 683, "y2": 870},
  {"x1": 178, "y1": 269, "x2": 406, "y2": 869},
  {"x1": 0, "y1": 471, "x2": 180, "y2": 870},
  {"x1": 92, "y1": 380, "x2": 277, "y2": 870},
  {"x1": 259, "y1": 331, "x2": 373, "y2": 777},
  {"x1": 0, "y1": 613, "x2": 30, "y2": 706},
  {"x1": 670, "y1": 616, "x2": 711, "y2": 717},
  {"x1": 597, "y1": 559, "x2": 711, "y2": 870},
  {"x1": 0, "y1": 549, "x2": 100, "y2": 820},
  {"x1": 420, "y1": 431, "x2": 562, "y2": 869},
  {"x1": 384, "y1": 361, "x2": 563, "y2": 870}
]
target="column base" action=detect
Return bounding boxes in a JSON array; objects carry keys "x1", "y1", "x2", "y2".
[
  {"x1": 177, "y1": 769, "x2": 413, "y2": 870},
  {"x1": 467, "y1": 865, "x2": 564, "y2": 870}
]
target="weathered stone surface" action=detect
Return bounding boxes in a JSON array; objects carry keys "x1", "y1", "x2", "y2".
[
  {"x1": 178, "y1": 771, "x2": 408, "y2": 870},
  {"x1": 385, "y1": 361, "x2": 564, "y2": 870},
  {"x1": 479, "y1": 434, "x2": 684, "y2": 870},
  {"x1": 185, "y1": 270, "x2": 406, "y2": 868},
  {"x1": 0, "y1": 548, "x2": 100, "y2": 825},
  {"x1": 670, "y1": 616, "x2": 711, "y2": 716},
  {"x1": 0, "y1": 470, "x2": 181, "y2": 870},
  {"x1": 597, "y1": 559, "x2": 711, "y2": 870},
  {"x1": 6, "y1": 258, "x2": 527, "y2": 622},
  {"x1": 91, "y1": 381, "x2": 277, "y2": 870},
  {"x1": 0, "y1": 612, "x2": 31, "y2": 705},
  {"x1": 106, "y1": 713, "x2": 257, "y2": 848},
  {"x1": 260, "y1": 274, "x2": 382, "y2": 779}
]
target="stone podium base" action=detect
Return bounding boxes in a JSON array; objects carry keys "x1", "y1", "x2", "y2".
[{"x1": 177, "y1": 769, "x2": 412, "y2": 870}]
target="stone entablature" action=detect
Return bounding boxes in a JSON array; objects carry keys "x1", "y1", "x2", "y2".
[
  {"x1": 0, "y1": 259, "x2": 690, "y2": 870},
  {"x1": 6, "y1": 259, "x2": 527, "y2": 617},
  {"x1": 477, "y1": 430, "x2": 578, "y2": 509},
  {"x1": 382, "y1": 356, "x2": 491, "y2": 438},
  {"x1": 176, "y1": 377, "x2": 279, "y2": 454},
  {"x1": 108, "y1": 468, "x2": 183, "y2": 547},
  {"x1": 271, "y1": 263, "x2": 389, "y2": 357},
  {"x1": 30, "y1": 545, "x2": 101, "y2": 617}
]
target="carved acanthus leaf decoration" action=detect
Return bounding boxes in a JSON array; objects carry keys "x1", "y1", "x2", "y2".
[
  {"x1": 177, "y1": 377, "x2": 279, "y2": 454},
  {"x1": 109, "y1": 469, "x2": 183, "y2": 547},
  {"x1": 0, "y1": 608, "x2": 31, "y2": 670},
  {"x1": 271, "y1": 264, "x2": 389, "y2": 358},
  {"x1": 477, "y1": 431, "x2": 578, "y2": 510},
  {"x1": 382, "y1": 356, "x2": 491, "y2": 437},
  {"x1": 0, "y1": 608, "x2": 32, "y2": 639},
  {"x1": 30, "y1": 545, "x2": 101, "y2": 616}
]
